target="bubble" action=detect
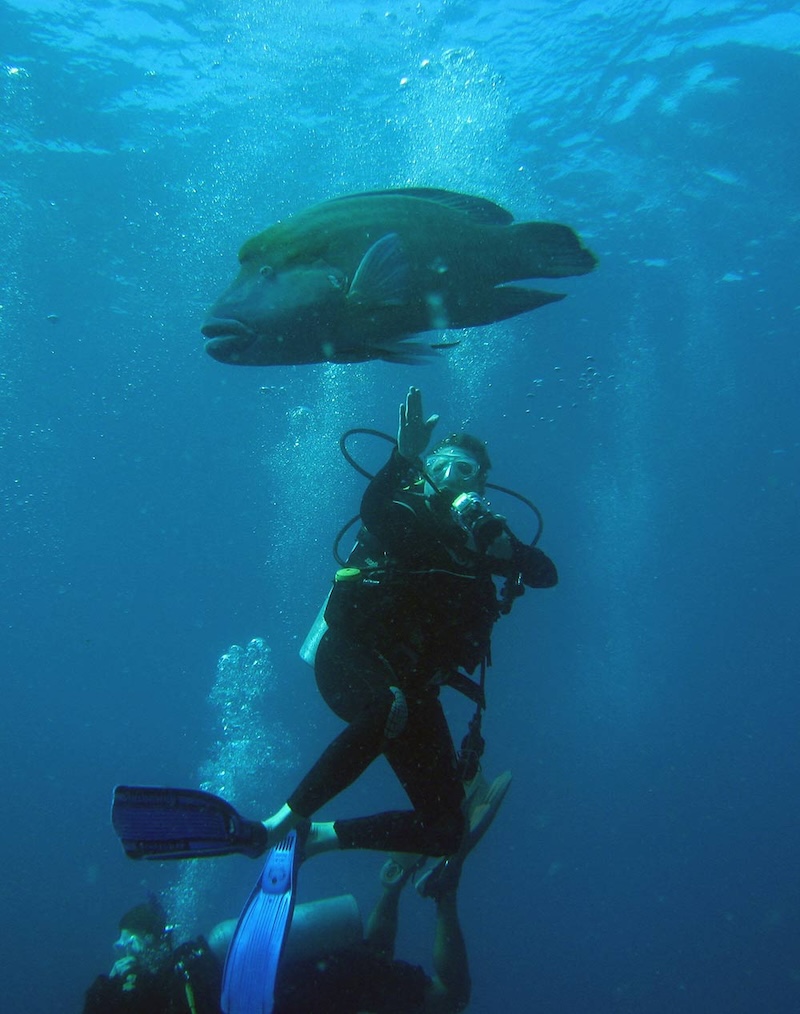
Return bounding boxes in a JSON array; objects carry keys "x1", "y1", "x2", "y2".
[{"x1": 163, "y1": 635, "x2": 298, "y2": 939}]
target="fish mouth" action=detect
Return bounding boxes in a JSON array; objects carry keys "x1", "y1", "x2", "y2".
[{"x1": 201, "y1": 318, "x2": 258, "y2": 364}]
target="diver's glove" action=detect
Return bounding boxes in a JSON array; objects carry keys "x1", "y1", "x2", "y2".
[{"x1": 451, "y1": 492, "x2": 506, "y2": 552}]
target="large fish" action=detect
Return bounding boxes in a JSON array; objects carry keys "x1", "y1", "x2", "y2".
[{"x1": 202, "y1": 187, "x2": 597, "y2": 366}]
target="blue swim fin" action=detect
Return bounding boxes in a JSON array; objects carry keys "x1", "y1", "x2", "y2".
[
  {"x1": 221, "y1": 828, "x2": 305, "y2": 1014},
  {"x1": 112, "y1": 785, "x2": 268, "y2": 860}
]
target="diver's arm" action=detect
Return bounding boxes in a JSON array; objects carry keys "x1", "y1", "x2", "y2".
[
  {"x1": 361, "y1": 448, "x2": 417, "y2": 517},
  {"x1": 360, "y1": 448, "x2": 434, "y2": 553},
  {"x1": 362, "y1": 385, "x2": 434, "y2": 523},
  {"x1": 448, "y1": 494, "x2": 557, "y2": 588},
  {"x1": 361, "y1": 383, "x2": 443, "y2": 551},
  {"x1": 513, "y1": 539, "x2": 558, "y2": 587},
  {"x1": 483, "y1": 528, "x2": 558, "y2": 588},
  {"x1": 82, "y1": 976, "x2": 118, "y2": 1014}
]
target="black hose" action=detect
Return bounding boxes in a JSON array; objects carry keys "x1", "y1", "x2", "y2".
[{"x1": 340, "y1": 428, "x2": 544, "y2": 547}]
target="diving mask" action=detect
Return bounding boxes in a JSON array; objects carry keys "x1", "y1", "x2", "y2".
[
  {"x1": 424, "y1": 447, "x2": 482, "y2": 493},
  {"x1": 114, "y1": 930, "x2": 148, "y2": 958}
]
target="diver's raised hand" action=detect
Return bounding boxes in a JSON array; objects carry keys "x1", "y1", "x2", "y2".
[{"x1": 397, "y1": 386, "x2": 439, "y2": 461}]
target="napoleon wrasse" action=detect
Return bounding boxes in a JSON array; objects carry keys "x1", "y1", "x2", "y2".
[{"x1": 202, "y1": 188, "x2": 597, "y2": 366}]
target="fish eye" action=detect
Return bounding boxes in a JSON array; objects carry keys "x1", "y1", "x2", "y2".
[{"x1": 259, "y1": 265, "x2": 275, "y2": 279}]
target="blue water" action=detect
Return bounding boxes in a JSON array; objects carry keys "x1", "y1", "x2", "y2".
[{"x1": 2, "y1": 1, "x2": 799, "y2": 1010}]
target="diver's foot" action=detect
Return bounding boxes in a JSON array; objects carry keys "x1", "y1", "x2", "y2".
[
  {"x1": 417, "y1": 770, "x2": 513, "y2": 900},
  {"x1": 415, "y1": 854, "x2": 462, "y2": 900},
  {"x1": 254, "y1": 817, "x2": 334, "y2": 860},
  {"x1": 261, "y1": 803, "x2": 299, "y2": 848},
  {"x1": 304, "y1": 821, "x2": 340, "y2": 859},
  {"x1": 380, "y1": 852, "x2": 428, "y2": 890}
]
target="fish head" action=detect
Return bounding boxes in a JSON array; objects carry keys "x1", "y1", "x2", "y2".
[{"x1": 202, "y1": 261, "x2": 348, "y2": 365}]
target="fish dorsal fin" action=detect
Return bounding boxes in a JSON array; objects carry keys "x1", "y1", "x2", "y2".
[
  {"x1": 333, "y1": 188, "x2": 514, "y2": 226},
  {"x1": 348, "y1": 233, "x2": 408, "y2": 307}
]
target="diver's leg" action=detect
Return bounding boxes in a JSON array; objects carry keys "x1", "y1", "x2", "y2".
[
  {"x1": 364, "y1": 881, "x2": 402, "y2": 960},
  {"x1": 260, "y1": 690, "x2": 392, "y2": 848},
  {"x1": 365, "y1": 893, "x2": 400, "y2": 960},
  {"x1": 334, "y1": 693, "x2": 465, "y2": 855},
  {"x1": 424, "y1": 889, "x2": 471, "y2": 1014},
  {"x1": 314, "y1": 631, "x2": 396, "y2": 723},
  {"x1": 287, "y1": 692, "x2": 392, "y2": 814},
  {"x1": 261, "y1": 633, "x2": 395, "y2": 844},
  {"x1": 384, "y1": 691, "x2": 465, "y2": 853},
  {"x1": 364, "y1": 849, "x2": 426, "y2": 959}
]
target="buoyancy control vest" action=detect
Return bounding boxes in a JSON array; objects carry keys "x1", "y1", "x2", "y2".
[{"x1": 323, "y1": 525, "x2": 502, "y2": 678}]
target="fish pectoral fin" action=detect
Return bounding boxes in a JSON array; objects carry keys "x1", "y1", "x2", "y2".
[
  {"x1": 323, "y1": 348, "x2": 372, "y2": 364},
  {"x1": 370, "y1": 334, "x2": 451, "y2": 365},
  {"x1": 348, "y1": 233, "x2": 409, "y2": 308},
  {"x1": 329, "y1": 333, "x2": 450, "y2": 366}
]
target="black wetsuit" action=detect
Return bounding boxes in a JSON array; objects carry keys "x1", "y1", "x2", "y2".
[
  {"x1": 288, "y1": 449, "x2": 557, "y2": 855},
  {"x1": 82, "y1": 937, "x2": 222, "y2": 1014},
  {"x1": 273, "y1": 943, "x2": 429, "y2": 1013}
]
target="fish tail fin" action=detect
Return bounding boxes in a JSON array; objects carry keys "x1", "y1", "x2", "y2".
[
  {"x1": 447, "y1": 287, "x2": 565, "y2": 328},
  {"x1": 509, "y1": 222, "x2": 597, "y2": 279}
]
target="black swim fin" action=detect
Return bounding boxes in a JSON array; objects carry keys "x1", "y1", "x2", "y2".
[{"x1": 112, "y1": 785, "x2": 269, "y2": 860}]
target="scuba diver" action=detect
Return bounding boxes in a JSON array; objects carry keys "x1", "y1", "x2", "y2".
[
  {"x1": 109, "y1": 386, "x2": 546, "y2": 1008},
  {"x1": 82, "y1": 898, "x2": 223, "y2": 1014},
  {"x1": 257, "y1": 386, "x2": 556, "y2": 859}
]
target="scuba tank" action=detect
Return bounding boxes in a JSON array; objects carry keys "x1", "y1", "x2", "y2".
[
  {"x1": 298, "y1": 593, "x2": 330, "y2": 667},
  {"x1": 208, "y1": 894, "x2": 363, "y2": 967},
  {"x1": 283, "y1": 894, "x2": 362, "y2": 964}
]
